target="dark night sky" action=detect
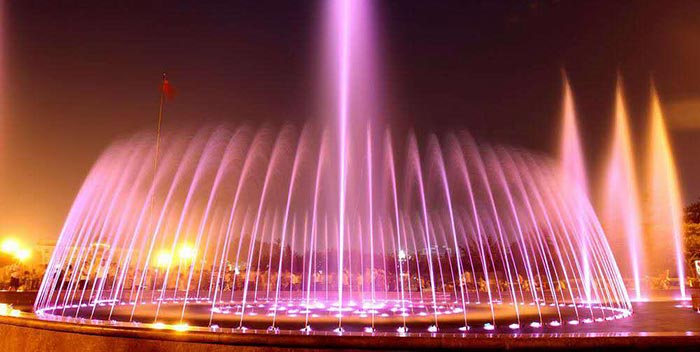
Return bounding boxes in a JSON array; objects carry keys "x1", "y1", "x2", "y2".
[{"x1": 2, "y1": 0, "x2": 700, "y2": 242}]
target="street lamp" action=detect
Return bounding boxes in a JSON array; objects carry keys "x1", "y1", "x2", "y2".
[
  {"x1": 155, "y1": 251, "x2": 172, "y2": 268},
  {"x1": 15, "y1": 248, "x2": 31, "y2": 262},
  {"x1": 1, "y1": 238, "x2": 32, "y2": 263},
  {"x1": 1, "y1": 238, "x2": 20, "y2": 255},
  {"x1": 398, "y1": 249, "x2": 406, "y2": 261},
  {"x1": 178, "y1": 245, "x2": 196, "y2": 262}
]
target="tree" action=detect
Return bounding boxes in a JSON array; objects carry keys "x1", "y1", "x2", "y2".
[
  {"x1": 685, "y1": 198, "x2": 700, "y2": 224},
  {"x1": 685, "y1": 223, "x2": 700, "y2": 272},
  {"x1": 684, "y1": 200, "x2": 700, "y2": 277}
]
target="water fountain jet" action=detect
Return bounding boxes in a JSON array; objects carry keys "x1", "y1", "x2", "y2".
[
  {"x1": 600, "y1": 80, "x2": 645, "y2": 301},
  {"x1": 32, "y1": 0, "x2": 632, "y2": 336},
  {"x1": 646, "y1": 85, "x2": 686, "y2": 300}
]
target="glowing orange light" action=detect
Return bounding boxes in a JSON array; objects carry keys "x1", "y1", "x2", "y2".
[
  {"x1": 1, "y1": 238, "x2": 19, "y2": 254},
  {"x1": 178, "y1": 245, "x2": 196, "y2": 261},
  {"x1": 172, "y1": 323, "x2": 189, "y2": 332},
  {"x1": 15, "y1": 248, "x2": 31, "y2": 262},
  {"x1": 155, "y1": 251, "x2": 172, "y2": 268}
]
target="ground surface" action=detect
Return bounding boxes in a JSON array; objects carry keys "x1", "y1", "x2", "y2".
[{"x1": 3, "y1": 291, "x2": 700, "y2": 350}]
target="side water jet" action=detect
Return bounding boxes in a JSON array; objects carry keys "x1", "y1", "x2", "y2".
[
  {"x1": 646, "y1": 85, "x2": 686, "y2": 300},
  {"x1": 558, "y1": 75, "x2": 591, "y2": 303},
  {"x1": 600, "y1": 80, "x2": 644, "y2": 301}
]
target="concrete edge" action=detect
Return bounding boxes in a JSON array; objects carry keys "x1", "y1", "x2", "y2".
[{"x1": 2, "y1": 314, "x2": 700, "y2": 350}]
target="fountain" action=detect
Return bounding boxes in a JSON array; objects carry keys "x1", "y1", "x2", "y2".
[
  {"x1": 645, "y1": 86, "x2": 686, "y2": 299},
  {"x1": 558, "y1": 76, "x2": 592, "y2": 303},
  {"x1": 599, "y1": 80, "x2": 687, "y2": 301},
  {"x1": 32, "y1": 122, "x2": 633, "y2": 333},
  {"x1": 30, "y1": 0, "x2": 635, "y2": 337},
  {"x1": 600, "y1": 80, "x2": 645, "y2": 301}
]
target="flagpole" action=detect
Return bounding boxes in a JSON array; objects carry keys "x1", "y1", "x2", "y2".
[
  {"x1": 151, "y1": 73, "x2": 167, "y2": 220},
  {"x1": 154, "y1": 72, "x2": 167, "y2": 178}
]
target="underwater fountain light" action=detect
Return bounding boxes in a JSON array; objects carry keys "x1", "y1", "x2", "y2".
[{"x1": 172, "y1": 323, "x2": 190, "y2": 332}]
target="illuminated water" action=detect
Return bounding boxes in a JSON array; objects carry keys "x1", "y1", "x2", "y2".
[
  {"x1": 600, "y1": 81, "x2": 645, "y2": 301},
  {"x1": 32, "y1": 0, "x2": 636, "y2": 334},
  {"x1": 645, "y1": 87, "x2": 686, "y2": 299},
  {"x1": 599, "y1": 81, "x2": 687, "y2": 301},
  {"x1": 559, "y1": 76, "x2": 592, "y2": 303},
  {"x1": 33, "y1": 124, "x2": 632, "y2": 333}
]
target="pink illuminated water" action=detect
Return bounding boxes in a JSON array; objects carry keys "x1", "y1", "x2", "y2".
[
  {"x1": 558, "y1": 75, "x2": 592, "y2": 303},
  {"x1": 33, "y1": 124, "x2": 632, "y2": 333},
  {"x1": 600, "y1": 81, "x2": 644, "y2": 301},
  {"x1": 559, "y1": 77, "x2": 588, "y2": 197},
  {"x1": 334, "y1": 0, "x2": 350, "y2": 329},
  {"x1": 34, "y1": 0, "x2": 634, "y2": 334}
]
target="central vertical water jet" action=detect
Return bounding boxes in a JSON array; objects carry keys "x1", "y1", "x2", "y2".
[
  {"x1": 335, "y1": 0, "x2": 351, "y2": 331},
  {"x1": 327, "y1": 0, "x2": 378, "y2": 330}
]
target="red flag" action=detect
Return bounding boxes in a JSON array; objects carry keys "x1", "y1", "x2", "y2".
[{"x1": 160, "y1": 73, "x2": 175, "y2": 100}]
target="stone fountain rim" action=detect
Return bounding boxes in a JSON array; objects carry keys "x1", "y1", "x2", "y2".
[{"x1": 2, "y1": 310, "x2": 699, "y2": 351}]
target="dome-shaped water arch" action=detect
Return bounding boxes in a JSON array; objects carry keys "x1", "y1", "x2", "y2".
[{"x1": 34, "y1": 124, "x2": 631, "y2": 334}]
